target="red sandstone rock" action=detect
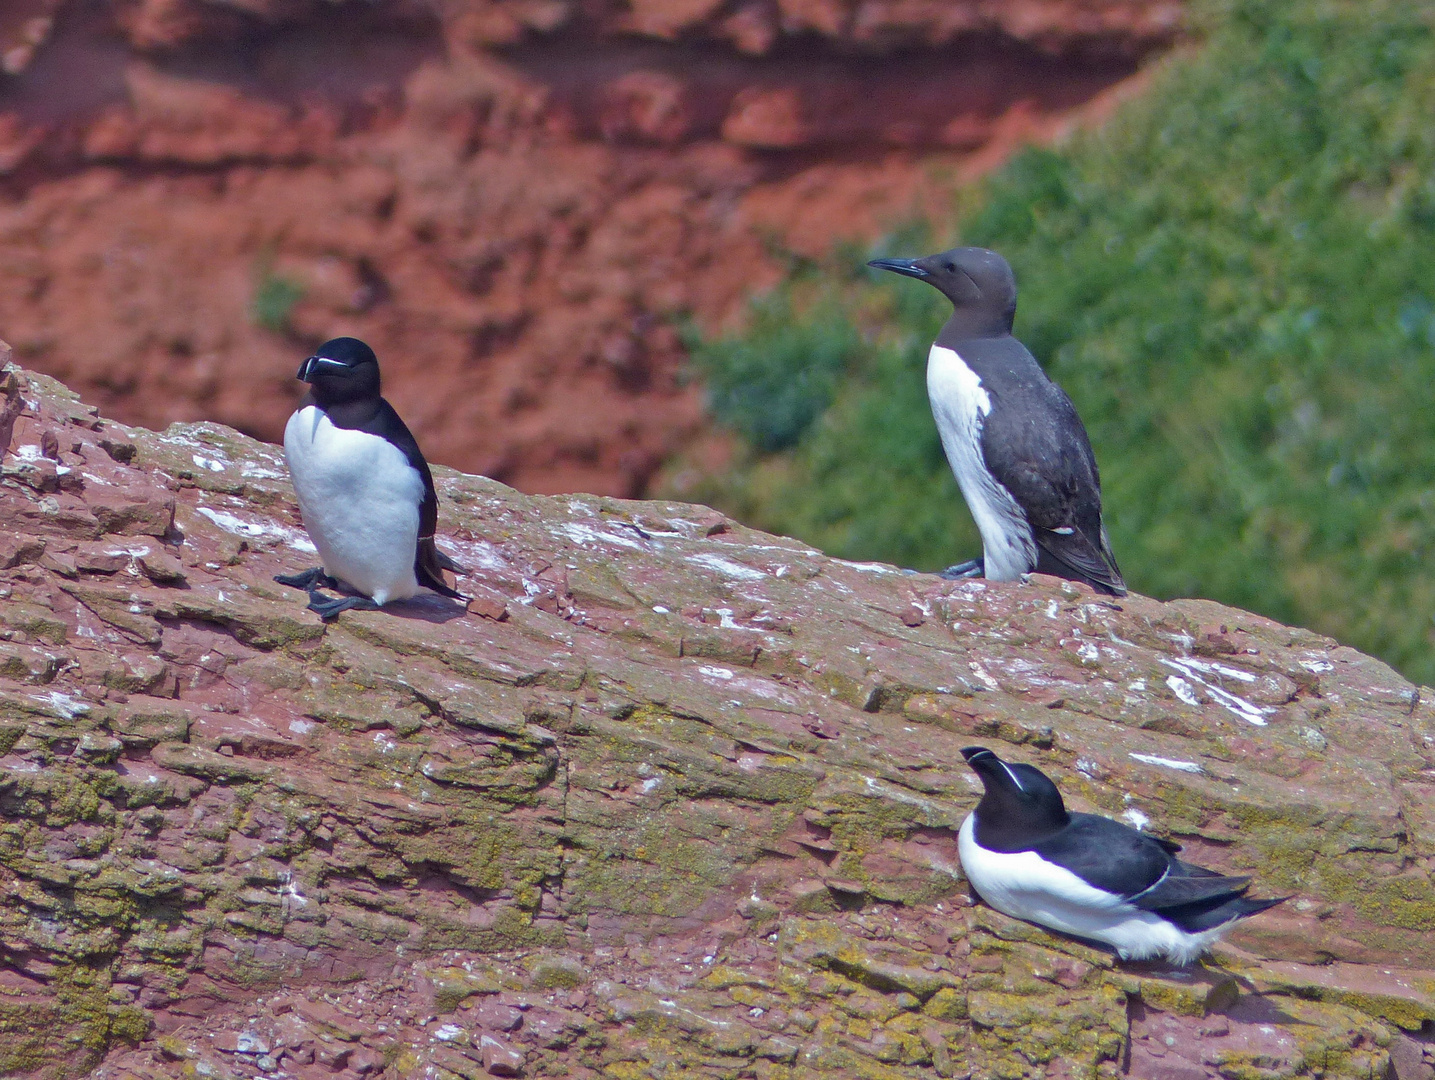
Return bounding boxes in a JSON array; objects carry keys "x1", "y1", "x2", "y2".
[
  {"x1": 466, "y1": 586, "x2": 511, "y2": 620},
  {"x1": 721, "y1": 86, "x2": 810, "y2": 148},
  {"x1": 11, "y1": 353, "x2": 1424, "y2": 1078},
  {"x1": 598, "y1": 70, "x2": 694, "y2": 145},
  {"x1": 479, "y1": 1033, "x2": 525, "y2": 1075},
  {"x1": 0, "y1": 0, "x2": 1176, "y2": 498},
  {"x1": 474, "y1": 999, "x2": 523, "y2": 1031}
]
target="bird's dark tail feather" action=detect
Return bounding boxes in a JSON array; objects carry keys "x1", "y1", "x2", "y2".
[
  {"x1": 1157, "y1": 892, "x2": 1289, "y2": 934},
  {"x1": 436, "y1": 549, "x2": 468, "y2": 575},
  {"x1": 416, "y1": 539, "x2": 467, "y2": 601},
  {"x1": 1034, "y1": 543, "x2": 1126, "y2": 597},
  {"x1": 1232, "y1": 895, "x2": 1290, "y2": 920}
]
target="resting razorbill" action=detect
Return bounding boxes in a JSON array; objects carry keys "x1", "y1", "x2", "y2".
[
  {"x1": 868, "y1": 247, "x2": 1125, "y2": 595},
  {"x1": 277, "y1": 336, "x2": 465, "y2": 620},
  {"x1": 957, "y1": 746, "x2": 1285, "y2": 964}
]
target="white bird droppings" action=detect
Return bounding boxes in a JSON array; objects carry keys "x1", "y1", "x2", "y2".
[{"x1": 1129, "y1": 752, "x2": 1204, "y2": 774}]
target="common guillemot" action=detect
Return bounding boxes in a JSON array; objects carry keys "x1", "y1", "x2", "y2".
[{"x1": 869, "y1": 247, "x2": 1125, "y2": 595}]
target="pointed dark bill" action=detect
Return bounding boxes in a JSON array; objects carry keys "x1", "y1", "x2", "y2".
[{"x1": 867, "y1": 257, "x2": 930, "y2": 279}]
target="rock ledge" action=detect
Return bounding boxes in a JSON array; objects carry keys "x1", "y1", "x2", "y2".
[{"x1": 0, "y1": 352, "x2": 1431, "y2": 1080}]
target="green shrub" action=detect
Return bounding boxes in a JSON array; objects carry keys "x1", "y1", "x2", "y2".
[
  {"x1": 690, "y1": 288, "x2": 861, "y2": 452},
  {"x1": 676, "y1": 0, "x2": 1435, "y2": 684},
  {"x1": 250, "y1": 268, "x2": 306, "y2": 334}
]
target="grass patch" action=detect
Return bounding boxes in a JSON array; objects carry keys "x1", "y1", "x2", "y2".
[{"x1": 250, "y1": 263, "x2": 306, "y2": 334}]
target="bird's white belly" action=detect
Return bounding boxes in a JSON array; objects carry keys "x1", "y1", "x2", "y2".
[
  {"x1": 284, "y1": 406, "x2": 425, "y2": 606},
  {"x1": 957, "y1": 815, "x2": 1223, "y2": 964},
  {"x1": 926, "y1": 345, "x2": 1035, "y2": 580}
]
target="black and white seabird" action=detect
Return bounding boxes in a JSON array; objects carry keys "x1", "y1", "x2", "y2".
[
  {"x1": 276, "y1": 336, "x2": 466, "y2": 620},
  {"x1": 868, "y1": 247, "x2": 1125, "y2": 596},
  {"x1": 958, "y1": 747, "x2": 1285, "y2": 964}
]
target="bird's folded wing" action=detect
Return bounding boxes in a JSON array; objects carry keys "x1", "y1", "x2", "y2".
[
  {"x1": 977, "y1": 388, "x2": 1124, "y2": 594},
  {"x1": 405, "y1": 455, "x2": 464, "y2": 599},
  {"x1": 416, "y1": 536, "x2": 466, "y2": 600},
  {"x1": 1033, "y1": 523, "x2": 1126, "y2": 595},
  {"x1": 994, "y1": 459, "x2": 1124, "y2": 594},
  {"x1": 1031, "y1": 815, "x2": 1171, "y2": 896},
  {"x1": 1129, "y1": 873, "x2": 1252, "y2": 910}
]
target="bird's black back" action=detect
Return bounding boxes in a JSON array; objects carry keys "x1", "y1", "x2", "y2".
[
  {"x1": 1027, "y1": 812, "x2": 1172, "y2": 897},
  {"x1": 1029, "y1": 813, "x2": 1273, "y2": 932}
]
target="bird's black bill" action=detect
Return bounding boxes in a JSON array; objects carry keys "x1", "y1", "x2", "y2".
[
  {"x1": 868, "y1": 257, "x2": 929, "y2": 279},
  {"x1": 296, "y1": 356, "x2": 353, "y2": 382},
  {"x1": 962, "y1": 746, "x2": 996, "y2": 764}
]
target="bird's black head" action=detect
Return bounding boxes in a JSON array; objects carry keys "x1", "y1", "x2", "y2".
[
  {"x1": 961, "y1": 746, "x2": 1069, "y2": 840},
  {"x1": 868, "y1": 247, "x2": 1017, "y2": 339},
  {"x1": 296, "y1": 337, "x2": 381, "y2": 406}
]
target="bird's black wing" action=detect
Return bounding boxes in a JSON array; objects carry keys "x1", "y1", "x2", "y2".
[
  {"x1": 1129, "y1": 871, "x2": 1254, "y2": 911},
  {"x1": 967, "y1": 338, "x2": 1125, "y2": 595},
  {"x1": 1138, "y1": 856, "x2": 1287, "y2": 932},
  {"x1": 1034, "y1": 813, "x2": 1281, "y2": 933},
  {"x1": 358, "y1": 400, "x2": 466, "y2": 600},
  {"x1": 1029, "y1": 813, "x2": 1171, "y2": 898}
]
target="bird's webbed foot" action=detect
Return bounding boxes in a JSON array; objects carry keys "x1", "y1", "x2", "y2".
[
  {"x1": 306, "y1": 590, "x2": 379, "y2": 621},
  {"x1": 275, "y1": 567, "x2": 337, "y2": 591},
  {"x1": 938, "y1": 558, "x2": 985, "y2": 581}
]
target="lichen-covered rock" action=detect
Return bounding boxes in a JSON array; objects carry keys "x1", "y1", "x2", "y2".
[{"x1": 0, "y1": 355, "x2": 1430, "y2": 1080}]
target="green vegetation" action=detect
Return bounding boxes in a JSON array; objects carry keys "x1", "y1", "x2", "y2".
[
  {"x1": 250, "y1": 262, "x2": 306, "y2": 334},
  {"x1": 691, "y1": 291, "x2": 861, "y2": 452},
  {"x1": 678, "y1": 0, "x2": 1435, "y2": 684}
]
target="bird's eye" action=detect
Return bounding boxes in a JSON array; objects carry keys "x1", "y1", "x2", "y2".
[{"x1": 944, "y1": 262, "x2": 956, "y2": 272}]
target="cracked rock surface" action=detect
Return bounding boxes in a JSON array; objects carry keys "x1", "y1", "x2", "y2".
[{"x1": 0, "y1": 348, "x2": 1431, "y2": 1079}]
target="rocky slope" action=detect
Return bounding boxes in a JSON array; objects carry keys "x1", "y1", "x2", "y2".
[
  {"x1": 1, "y1": 352, "x2": 1433, "y2": 1080},
  {"x1": 0, "y1": 0, "x2": 1178, "y2": 497}
]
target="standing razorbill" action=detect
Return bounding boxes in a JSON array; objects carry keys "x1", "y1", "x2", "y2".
[
  {"x1": 276, "y1": 336, "x2": 466, "y2": 620},
  {"x1": 957, "y1": 747, "x2": 1286, "y2": 964},
  {"x1": 868, "y1": 247, "x2": 1125, "y2": 595}
]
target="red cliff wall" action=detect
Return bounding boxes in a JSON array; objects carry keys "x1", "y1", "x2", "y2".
[{"x1": 0, "y1": 0, "x2": 1178, "y2": 496}]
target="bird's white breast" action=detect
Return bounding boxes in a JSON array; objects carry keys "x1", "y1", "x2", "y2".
[
  {"x1": 926, "y1": 345, "x2": 1035, "y2": 579},
  {"x1": 283, "y1": 406, "x2": 426, "y2": 605},
  {"x1": 957, "y1": 814, "x2": 1225, "y2": 964}
]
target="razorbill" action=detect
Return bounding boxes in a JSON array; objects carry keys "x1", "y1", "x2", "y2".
[
  {"x1": 276, "y1": 336, "x2": 466, "y2": 620},
  {"x1": 957, "y1": 746, "x2": 1285, "y2": 964},
  {"x1": 868, "y1": 247, "x2": 1125, "y2": 596}
]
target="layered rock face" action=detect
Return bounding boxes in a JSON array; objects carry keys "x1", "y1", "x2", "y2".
[
  {"x1": 0, "y1": 0, "x2": 1177, "y2": 496},
  {"x1": 1, "y1": 356, "x2": 1434, "y2": 1079}
]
